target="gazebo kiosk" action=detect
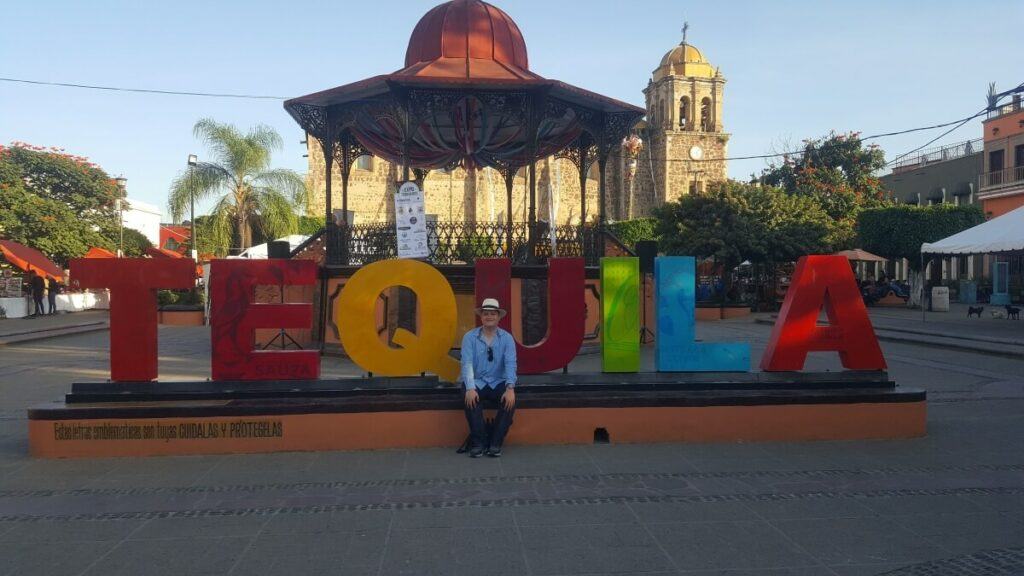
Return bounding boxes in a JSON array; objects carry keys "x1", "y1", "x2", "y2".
[{"x1": 285, "y1": 0, "x2": 645, "y2": 267}]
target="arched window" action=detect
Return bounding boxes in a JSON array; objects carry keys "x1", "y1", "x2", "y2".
[
  {"x1": 679, "y1": 96, "x2": 690, "y2": 130},
  {"x1": 700, "y1": 98, "x2": 712, "y2": 132}
]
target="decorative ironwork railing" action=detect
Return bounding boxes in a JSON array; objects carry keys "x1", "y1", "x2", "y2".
[{"x1": 325, "y1": 222, "x2": 606, "y2": 266}]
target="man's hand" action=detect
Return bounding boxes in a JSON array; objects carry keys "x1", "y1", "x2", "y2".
[
  {"x1": 501, "y1": 387, "x2": 516, "y2": 410},
  {"x1": 464, "y1": 388, "x2": 479, "y2": 409}
]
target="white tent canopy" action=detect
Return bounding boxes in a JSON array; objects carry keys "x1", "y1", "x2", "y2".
[
  {"x1": 921, "y1": 204, "x2": 1024, "y2": 255},
  {"x1": 237, "y1": 235, "x2": 310, "y2": 259}
]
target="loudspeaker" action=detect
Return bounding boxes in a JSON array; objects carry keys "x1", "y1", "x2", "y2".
[
  {"x1": 267, "y1": 240, "x2": 290, "y2": 259},
  {"x1": 636, "y1": 240, "x2": 658, "y2": 274}
]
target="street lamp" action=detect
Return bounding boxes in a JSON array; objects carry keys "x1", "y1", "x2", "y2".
[
  {"x1": 114, "y1": 176, "x2": 127, "y2": 257},
  {"x1": 187, "y1": 154, "x2": 198, "y2": 261}
]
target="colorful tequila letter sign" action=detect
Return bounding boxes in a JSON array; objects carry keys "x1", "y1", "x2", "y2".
[
  {"x1": 209, "y1": 259, "x2": 319, "y2": 380},
  {"x1": 474, "y1": 258, "x2": 585, "y2": 374},
  {"x1": 655, "y1": 257, "x2": 750, "y2": 371},
  {"x1": 601, "y1": 257, "x2": 640, "y2": 373},
  {"x1": 761, "y1": 255, "x2": 886, "y2": 371},
  {"x1": 70, "y1": 258, "x2": 195, "y2": 381},
  {"x1": 336, "y1": 259, "x2": 460, "y2": 381}
]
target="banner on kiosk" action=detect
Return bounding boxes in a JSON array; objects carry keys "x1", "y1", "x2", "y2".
[{"x1": 394, "y1": 181, "x2": 428, "y2": 260}]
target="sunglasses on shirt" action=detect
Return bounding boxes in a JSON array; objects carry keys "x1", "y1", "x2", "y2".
[{"x1": 487, "y1": 346, "x2": 494, "y2": 362}]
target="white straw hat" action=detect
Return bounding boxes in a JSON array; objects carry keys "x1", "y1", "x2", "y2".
[{"x1": 475, "y1": 298, "x2": 507, "y2": 318}]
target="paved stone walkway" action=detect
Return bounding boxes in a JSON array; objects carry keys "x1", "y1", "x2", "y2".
[
  {"x1": 868, "y1": 303, "x2": 1024, "y2": 343},
  {"x1": 0, "y1": 318, "x2": 1022, "y2": 575},
  {"x1": 0, "y1": 310, "x2": 108, "y2": 340}
]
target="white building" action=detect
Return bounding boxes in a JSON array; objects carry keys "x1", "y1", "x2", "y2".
[{"x1": 121, "y1": 197, "x2": 162, "y2": 247}]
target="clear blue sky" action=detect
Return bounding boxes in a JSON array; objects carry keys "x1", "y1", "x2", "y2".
[{"x1": 2, "y1": 0, "x2": 1021, "y2": 220}]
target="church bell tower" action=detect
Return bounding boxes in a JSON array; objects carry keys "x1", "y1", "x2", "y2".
[{"x1": 641, "y1": 24, "x2": 729, "y2": 205}]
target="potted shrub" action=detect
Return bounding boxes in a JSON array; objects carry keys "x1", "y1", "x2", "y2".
[{"x1": 158, "y1": 288, "x2": 205, "y2": 326}]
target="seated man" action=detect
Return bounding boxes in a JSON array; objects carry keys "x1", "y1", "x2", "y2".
[{"x1": 460, "y1": 298, "x2": 517, "y2": 458}]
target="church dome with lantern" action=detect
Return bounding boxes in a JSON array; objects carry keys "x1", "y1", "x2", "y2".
[{"x1": 653, "y1": 42, "x2": 716, "y2": 81}]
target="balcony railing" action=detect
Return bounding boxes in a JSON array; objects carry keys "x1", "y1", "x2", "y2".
[
  {"x1": 890, "y1": 138, "x2": 982, "y2": 172},
  {"x1": 987, "y1": 101, "x2": 1023, "y2": 120},
  {"x1": 324, "y1": 222, "x2": 606, "y2": 267},
  {"x1": 979, "y1": 166, "x2": 1024, "y2": 191}
]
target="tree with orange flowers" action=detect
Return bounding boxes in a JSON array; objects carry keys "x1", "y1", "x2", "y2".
[{"x1": 760, "y1": 131, "x2": 889, "y2": 250}]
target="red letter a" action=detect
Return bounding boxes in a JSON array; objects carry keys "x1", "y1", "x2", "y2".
[
  {"x1": 71, "y1": 258, "x2": 195, "y2": 381},
  {"x1": 761, "y1": 255, "x2": 886, "y2": 371},
  {"x1": 475, "y1": 258, "x2": 585, "y2": 374}
]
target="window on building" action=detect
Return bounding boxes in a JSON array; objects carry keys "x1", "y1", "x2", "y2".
[
  {"x1": 989, "y1": 149, "x2": 1004, "y2": 185},
  {"x1": 587, "y1": 162, "x2": 601, "y2": 181},
  {"x1": 1015, "y1": 144, "x2": 1024, "y2": 171},
  {"x1": 700, "y1": 97, "x2": 712, "y2": 132},
  {"x1": 679, "y1": 97, "x2": 690, "y2": 130},
  {"x1": 355, "y1": 155, "x2": 374, "y2": 171}
]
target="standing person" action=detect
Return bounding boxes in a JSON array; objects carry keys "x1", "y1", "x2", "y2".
[
  {"x1": 47, "y1": 278, "x2": 61, "y2": 315},
  {"x1": 29, "y1": 272, "x2": 45, "y2": 317},
  {"x1": 460, "y1": 298, "x2": 517, "y2": 458}
]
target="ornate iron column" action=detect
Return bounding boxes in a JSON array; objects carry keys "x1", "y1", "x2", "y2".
[
  {"x1": 320, "y1": 121, "x2": 335, "y2": 263},
  {"x1": 578, "y1": 137, "x2": 589, "y2": 225},
  {"x1": 333, "y1": 128, "x2": 368, "y2": 266}
]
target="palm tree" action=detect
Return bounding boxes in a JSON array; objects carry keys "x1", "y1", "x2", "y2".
[{"x1": 168, "y1": 119, "x2": 309, "y2": 255}]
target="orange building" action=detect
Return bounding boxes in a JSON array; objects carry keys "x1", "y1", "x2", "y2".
[
  {"x1": 979, "y1": 94, "x2": 1024, "y2": 217},
  {"x1": 158, "y1": 224, "x2": 191, "y2": 254}
]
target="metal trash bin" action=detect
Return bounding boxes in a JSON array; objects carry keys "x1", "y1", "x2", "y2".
[{"x1": 931, "y1": 286, "x2": 950, "y2": 312}]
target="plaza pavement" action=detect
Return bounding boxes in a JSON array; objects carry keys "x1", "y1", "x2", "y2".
[{"x1": 0, "y1": 314, "x2": 1022, "y2": 575}]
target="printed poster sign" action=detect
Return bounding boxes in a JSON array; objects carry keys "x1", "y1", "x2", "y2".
[
  {"x1": 394, "y1": 181, "x2": 429, "y2": 259},
  {"x1": 2, "y1": 276, "x2": 23, "y2": 298}
]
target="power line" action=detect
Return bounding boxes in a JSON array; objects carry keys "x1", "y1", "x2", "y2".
[
  {"x1": 883, "y1": 81, "x2": 1024, "y2": 167},
  {"x1": 882, "y1": 108, "x2": 987, "y2": 168},
  {"x1": 0, "y1": 77, "x2": 289, "y2": 100},
  {"x1": 4, "y1": 75, "x2": 1021, "y2": 165},
  {"x1": 680, "y1": 109, "x2": 990, "y2": 164},
  {"x1": 663, "y1": 80, "x2": 1022, "y2": 164}
]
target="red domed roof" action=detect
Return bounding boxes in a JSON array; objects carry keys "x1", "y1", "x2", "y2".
[{"x1": 400, "y1": 0, "x2": 540, "y2": 81}]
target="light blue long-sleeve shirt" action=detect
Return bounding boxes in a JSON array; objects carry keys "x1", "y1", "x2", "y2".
[{"x1": 460, "y1": 326, "x2": 517, "y2": 390}]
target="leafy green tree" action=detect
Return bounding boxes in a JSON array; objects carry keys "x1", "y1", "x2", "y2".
[
  {"x1": 121, "y1": 228, "x2": 153, "y2": 257},
  {"x1": 655, "y1": 181, "x2": 831, "y2": 267},
  {"x1": 2, "y1": 143, "x2": 122, "y2": 218},
  {"x1": 168, "y1": 119, "x2": 309, "y2": 254},
  {"x1": 192, "y1": 215, "x2": 230, "y2": 259},
  {"x1": 760, "y1": 132, "x2": 889, "y2": 249},
  {"x1": 0, "y1": 143, "x2": 119, "y2": 265},
  {"x1": 655, "y1": 181, "x2": 757, "y2": 271},
  {"x1": 607, "y1": 218, "x2": 658, "y2": 250},
  {"x1": 745, "y1": 184, "x2": 833, "y2": 264},
  {"x1": 297, "y1": 215, "x2": 326, "y2": 236},
  {"x1": 858, "y1": 204, "x2": 985, "y2": 306}
]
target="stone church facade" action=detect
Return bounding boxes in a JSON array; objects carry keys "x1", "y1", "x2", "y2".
[{"x1": 306, "y1": 38, "x2": 729, "y2": 226}]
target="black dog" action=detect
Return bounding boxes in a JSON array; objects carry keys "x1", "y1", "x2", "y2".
[
  {"x1": 1007, "y1": 305, "x2": 1021, "y2": 320},
  {"x1": 967, "y1": 306, "x2": 984, "y2": 318}
]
